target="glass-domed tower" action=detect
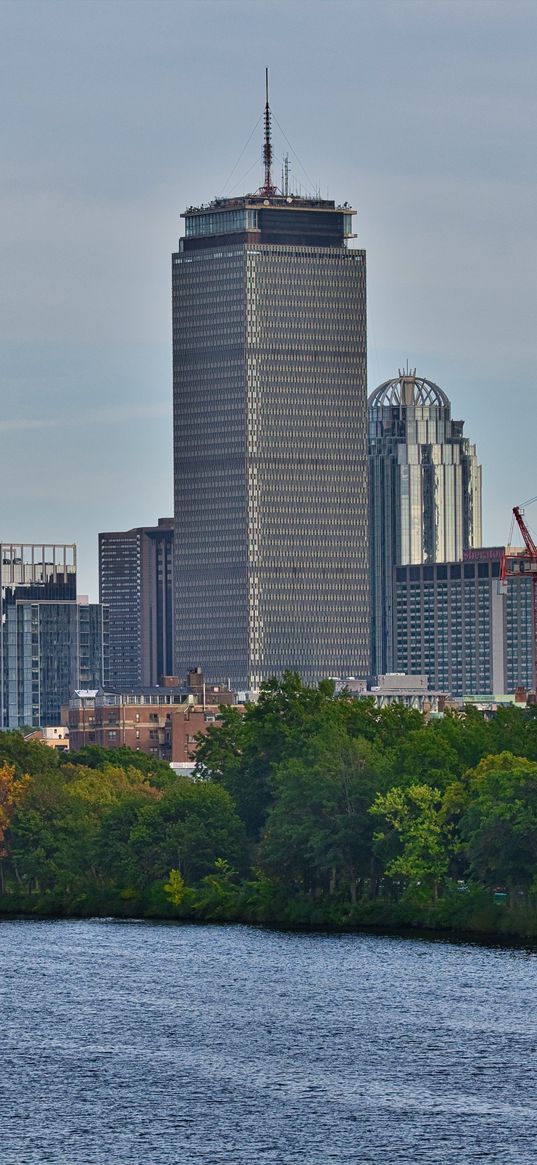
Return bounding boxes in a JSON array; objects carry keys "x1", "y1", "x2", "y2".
[{"x1": 369, "y1": 370, "x2": 482, "y2": 673}]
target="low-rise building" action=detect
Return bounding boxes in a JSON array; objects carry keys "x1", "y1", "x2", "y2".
[
  {"x1": 66, "y1": 669, "x2": 238, "y2": 763},
  {"x1": 23, "y1": 726, "x2": 70, "y2": 751},
  {"x1": 334, "y1": 673, "x2": 448, "y2": 714}
]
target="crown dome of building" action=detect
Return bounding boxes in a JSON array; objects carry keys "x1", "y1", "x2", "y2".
[{"x1": 368, "y1": 370, "x2": 450, "y2": 410}]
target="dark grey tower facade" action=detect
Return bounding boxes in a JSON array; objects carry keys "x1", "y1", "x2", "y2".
[
  {"x1": 173, "y1": 187, "x2": 369, "y2": 688},
  {"x1": 99, "y1": 518, "x2": 174, "y2": 688}
]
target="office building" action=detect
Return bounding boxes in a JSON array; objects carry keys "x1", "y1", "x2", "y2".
[
  {"x1": 99, "y1": 518, "x2": 174, "y2": 688},
  {"x1": 0, "y1": 543, "x2": 108, "y2": 728},
  {"x1": 369, "y1": 370, "x2": 482, "y2": 673},
  {"x1": 393, "y1": 547, "x2": 534, "y2": 697},
  {"x1": 172, "y1": 95, "x2": 369, "y2": 688}
]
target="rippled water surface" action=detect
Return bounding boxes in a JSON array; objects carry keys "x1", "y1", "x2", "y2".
[{"x1": 2, "y1": 919, "x2": 537, "y2": 1163}]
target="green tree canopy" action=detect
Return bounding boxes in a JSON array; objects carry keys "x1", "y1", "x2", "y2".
[
  {"x1": 370, "y1": 783, "x2": 451, "y2": 900},
  {"x1": 458, "y1": 752, "x2": 537, "y2": 895},
  {"x1": 260, "y1": 729, "x2": 388, "y2": 902}
]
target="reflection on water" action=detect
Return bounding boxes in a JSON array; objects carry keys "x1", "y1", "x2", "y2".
[{"x1": 2, "y1": 919, "x2": 537, "y2": 1163}]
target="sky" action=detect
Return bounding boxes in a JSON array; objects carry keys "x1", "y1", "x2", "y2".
[{"x1": 1, "y1": 0, "x2": 536, "y2": 597}]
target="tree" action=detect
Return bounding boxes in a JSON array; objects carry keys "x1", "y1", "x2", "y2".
[
  {"x1": 119, "y1": 780, "x2": 247, "y2": 890},
  {"x1": 194, "y1": 673, "x2": 341, "y2": 838},
  {"x1": 391, "y1": 729, "x2": 461, "y2": 791},
  {"x1": 9, "y1": 761, "x2": 159, "y2": 897},
  {"x1": 64, "y1": 744, "x2": 174, "y2": 787},
  {"x1": 341, "y1": 698, "x2": 422, "y2": 750},
  {"x1": 485, "y1": 707, "x2": 532, "y2": 761},
  {"x1": 431, "y1": 706, "x2": 490, "y2": 772},
  {"x1": 260, "y1": 730, "x2": 387, "y2": 903},
  {"x1": 458, "y1": 752, "x2": 537, "y2": 898},
  {"x1": 0, "y1": 763, "x2": 31, "y2": 892},
  {"x1": 370, "y1": 783, "x2": 451, "y2": 900},
  {"x1": 0, "y1": 731, "x2": 59, "y2": 778},
  {"x1": 163, "y1": 868, "x2": 187, "y2": 906}
]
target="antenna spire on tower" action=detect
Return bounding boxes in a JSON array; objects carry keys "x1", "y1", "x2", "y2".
[{"x1": 262, "y1": 67, "x2": 275, "y2": 195}]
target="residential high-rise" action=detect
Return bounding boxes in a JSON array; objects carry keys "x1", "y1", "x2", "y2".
[
  {"x1": 172, "y1": 93, "x2": 369, "y2": 688},
  {"x1": 99, "y1": 518, "x2": 174, "y2": 688},
  {"x1": 393, "y1": 548, "x2": 534, "y2": 697},
  {"x1": 368, "y1": 371, "x2": 482, "y2": 673},
  {"x1": 0, "y1": 543, "x2": 108, "y2": 727}
]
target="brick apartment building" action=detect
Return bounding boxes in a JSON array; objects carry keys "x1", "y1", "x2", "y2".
[{"x1": 65, "y1": 669, "x2": 238, "y2": 764}]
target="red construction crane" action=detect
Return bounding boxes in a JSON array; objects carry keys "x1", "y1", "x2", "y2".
[{"x1": 501, "y1": 497, "x2": 537, "y2": 694}]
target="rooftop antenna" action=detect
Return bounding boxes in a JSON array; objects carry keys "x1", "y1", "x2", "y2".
[
  {"x1": 283, "y1": 153, "x2": 290, "y2": 197},
  {"x1": 262, "y1": 67, "x2": 275, "y2": 195}
]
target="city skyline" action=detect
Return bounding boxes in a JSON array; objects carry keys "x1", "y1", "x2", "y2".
[{"x1": 1, "y1": 0, "x2": 536, "y2": 598}]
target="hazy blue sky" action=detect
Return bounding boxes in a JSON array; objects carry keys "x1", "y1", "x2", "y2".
[{"x1": 1, "y1": 0, "x2": 536, "y2": 596}]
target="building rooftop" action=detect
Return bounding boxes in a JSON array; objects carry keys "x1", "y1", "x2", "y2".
[
  {"x1": 179, "y1": 192, "x2": 357, "y2": 251},
  {"x1": 368, "y1": 371, "x2": 450, "y2": 411},
  {"x1": 180, "y1": 74, "x2": 357, "y2": 251},
  {"x1": 182, "y1": 193, "x2": 355, "y2": 216}
]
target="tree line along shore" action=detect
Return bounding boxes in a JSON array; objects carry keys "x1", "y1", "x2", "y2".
[{"x1": 2, "y1": 674, "x2": 537, "y2": 940}]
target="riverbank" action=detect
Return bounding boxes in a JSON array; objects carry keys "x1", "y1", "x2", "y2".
[
  {"x1": 3, "y1": 688, "x2": 537, "y2": 950},
  {"x1": 3, "y1": 883, "x2": 537, "y2": 943}
]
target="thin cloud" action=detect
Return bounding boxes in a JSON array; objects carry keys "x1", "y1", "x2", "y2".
[
  {"x1": 0, "y1": 418, "x2": 59, "y2": 433},
  {"x1": 0, "y1": 402, "x2": 170, "y2": 433}
]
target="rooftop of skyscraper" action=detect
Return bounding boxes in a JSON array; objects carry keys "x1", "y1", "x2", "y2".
[
  {"x1": 179, "y1": 71, "x2": 356, "y2": 248},
  {"x1": 179, "y1": 192, "x2": 357, "y2": 251},
  {"x1": 182, "y1": 192, "x2": 355, "y2": 215},
  {"x1": 368, "y1": 371, "x2": 450, "y2": 410},
  {"x1": 0, "y1": 542, "x2": 77, "y2": 589}
]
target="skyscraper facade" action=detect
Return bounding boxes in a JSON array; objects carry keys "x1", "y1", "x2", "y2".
[
  {"x1": 0, "y1": 543, "x2": 108, "y2": 727},
  {"x1": 368, "y1": 371, "x2": 482, "y2": 673},
  {"x1": 99, "y1": 518, "x2": 174, "y2": 688},
  {"x1": 172, "y1": 155, "x2": 369, "y2": 688}
]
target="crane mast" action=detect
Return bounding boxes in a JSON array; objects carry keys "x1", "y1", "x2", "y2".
[{"x1": 513, "y1": 505, "x2": 537, "y2": 558}]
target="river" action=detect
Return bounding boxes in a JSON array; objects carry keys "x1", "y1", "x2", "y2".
[{"x1": 2, "y1": 919, "x2": 537, "y2": 1163}]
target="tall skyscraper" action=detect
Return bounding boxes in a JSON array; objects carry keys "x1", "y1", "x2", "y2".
[
  {"x1": 0, "y1": 543, "x2": 108, "y2": 727},
  {"x1": 172, "y1": 87, "x2": 369, "y2": 688},
  {"x1": 368, "y1": 370, "x2": 482, "y2": 674},
  {"x1": 99, "y1": 518, "x2": 174, "y2": 688}
]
